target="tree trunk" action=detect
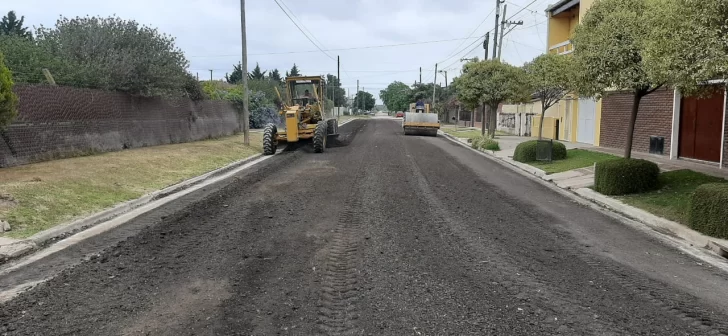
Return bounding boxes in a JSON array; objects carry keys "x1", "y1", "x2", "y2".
[
  {"x1": 487, "y1": 104, "x2": 497, "y2": 139},
  {"x1": 480, "y1": 104, "x2": 486, "y2": 136},
  {"x1": 624, "y1": 90, "x2": 644, "y2": 159},
  {"x1": 538, "y1": 101, "x2": 546, "y2": 140}
]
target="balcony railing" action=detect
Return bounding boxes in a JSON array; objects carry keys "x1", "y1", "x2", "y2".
[{"x1": 548, "y1": 40, "x2": 573, "y2": 55}]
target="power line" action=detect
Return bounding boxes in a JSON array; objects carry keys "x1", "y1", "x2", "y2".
[
  {"x1": 441, "y1": 7, "x2": 497, "y2": 61},
  {"x1": 188, "y1": 37, "x2": 482, "y2": 58},
  {"x1": 505, "y1": 0, "x2": 547, "y2": 17},
  {"x1": 426, "y1": 0, "x2": 544, "y2": 81},
  {"x1": 278, "y1": 0, "x2": 329, "y2": 53},
  {"x1": 272, "y1": 0, "x2": 335, "y2": 61}
]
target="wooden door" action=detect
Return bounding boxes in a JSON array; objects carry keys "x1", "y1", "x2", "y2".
[{"x1": 679, "y1": 88, "x2": 724, "y2": 162}]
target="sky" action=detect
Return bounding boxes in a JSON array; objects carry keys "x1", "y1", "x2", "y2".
[{"x1": 12, "y1": 0, "x2": 552, "y2": 103}]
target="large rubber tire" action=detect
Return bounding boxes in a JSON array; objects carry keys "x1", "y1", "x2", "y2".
[
  {"x1": 262, "y1": 123, "x2": 277, "y2": 155},
  {"x1": 326, "y1": 118, "x2": 338, "y2": 135},
  {"x1": 313, "y1": 121, "x2": 327, "y2": 153}
]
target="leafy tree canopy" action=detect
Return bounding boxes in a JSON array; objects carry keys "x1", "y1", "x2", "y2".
[
  {"x1": 325, "y1": 74, "x2": 347, "y2": 107},
  {"x1": 353, "y1": 90, "x2": 376, "y2": 111},
  {"x1": 226, "y1": 63, "x2": 243, "y2": 84},
  {"x1": 286, "y1": 63, "x2": 300, "y2": 77},
  {"x1": 34, "y1": 15, "x2": 190, "y2": 96},
  {"x1": 249, "y1": 63, "x2": 266, "y2": 80},
  {"x1": 644, "y1": 0, "x2": 728, "y2": 95},
  {"x1": 572, "y1": 0, "x2": 663, "y2": 158},
  {"x1": 0, "y1": 11, "x2": 31, "y2": 39},
  {"x1": 379, "y1": 81, "x2": 411, "y2": 112},
  {"x1": 0, "y1": 51, "x2": 18, "y2": 128},
  {"x1": 268, "y1": 68, "x2": 282, "y2": 82},
  {"x1": 571, "y1": 0, "x2": 661, "y2": 96},
  {"x1": 523, "y1": 53, "x2": 572, "y2": 110}
]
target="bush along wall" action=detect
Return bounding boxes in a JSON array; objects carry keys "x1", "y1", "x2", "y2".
[
  {"x1": 594, "y1": 158, "x2": 660, "y2": 195},
  {"x1": 471, "y1": 136, "x2": 500, "y2": 151},
  {"x1": 513, "y1": 140, "x2": 566, "y2": 162},
  {"x1": 688, "y1": 183, "x2": 728, "y2": 239}
]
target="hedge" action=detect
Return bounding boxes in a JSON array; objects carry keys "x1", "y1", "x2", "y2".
[
  {"x1": 471, "y1": 136, "x2": 500, "y2": 151},
  {"x1": 688, "y1": 183, "x2": 728, "y2": 239},
  {"x1": 593, "y1": 158, "x2": 660, "y2": 195},
  {"x1": 513, "y1": 140, "x2": 566, "y2": 162}
]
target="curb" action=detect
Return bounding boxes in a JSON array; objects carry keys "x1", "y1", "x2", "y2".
[
  {"x1": 438, "y1": 130, "x2": 728, "y2": 262},
  {"x1": 0, "y1": 118, "x2": 362, "y2": 263},
  {"x1": 0, "y1": 153, "x2": 265, "y2": 262}
]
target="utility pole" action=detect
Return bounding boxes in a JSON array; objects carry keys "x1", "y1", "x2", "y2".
[
  {"x1": 492, "y1": 0, "x2": 503, "y2": 60},
  {"x1": 334, "y1": 55, "x2": 341, "y2": 119},
  {"x1": 240, "y1": 0, "x2": 250, "y2": 145},
  {"x1": 419, "y1": 67, "x2": 422, "y2": 84},
  {"x1": 209, "y1": 70, "x2": 213, "y2": 81},
  {"x1": 483, "y1": 32, "x2": 490, "y2": 60},
  {"x1": 196, "y1": 72, "x2": 199, "y2": 81},
  {"x1": 497, "y1": 4, "x2": 524, "y2": 60},
  {"x1": 498, "y1": 4, "x2": 508, "y2": 61},
  {"x1": 432, "y1": 63, "x2": 438, "y2": 106},
  {"x1": 438, "y1": 70, "x2": 448, "y2": 88},
  {"x1": 356, "y1": 80, "x2": 360, "y2": 114}
]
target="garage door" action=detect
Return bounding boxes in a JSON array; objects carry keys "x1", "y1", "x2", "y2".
[
  {"x1": 679, "y1": 88, "x2": 724, "y2": 162},
  {"x1": 577, "y1": 98, "x2": 596, "y2": 144}
]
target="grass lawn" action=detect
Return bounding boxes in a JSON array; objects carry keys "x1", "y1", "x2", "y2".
[
  {"x1": 529, "y1": 149, "x2": 619, "y2": 174},
  {"x1": 0, "y1": 133, "x2": 262, "y2": 238},
  {"x1": 441, "y1": 127, "x2": 510, "y2": 140},
  {"x1": 618, "y1": 170, "x2": 727, "y2": 225}
]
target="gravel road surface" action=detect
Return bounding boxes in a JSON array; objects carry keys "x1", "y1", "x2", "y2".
[{"x1": 1, "y1": 118, "x2": 728, "y2": 335}]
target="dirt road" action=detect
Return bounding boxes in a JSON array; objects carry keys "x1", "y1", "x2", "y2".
[{"x1": 1, "y1": 118, "x2": 728, "y2": 335}]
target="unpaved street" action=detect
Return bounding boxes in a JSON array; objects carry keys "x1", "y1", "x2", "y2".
[{"x1": 1, "y1": 118, "x2": 728, "y2": 335}]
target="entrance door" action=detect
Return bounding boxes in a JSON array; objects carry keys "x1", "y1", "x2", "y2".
[
  {"x1": 577, "y1": 98, "x2": 597, "y2": 144},
  {"x1": 679, "y1": 88, "x2": 724, "y2": 162}
]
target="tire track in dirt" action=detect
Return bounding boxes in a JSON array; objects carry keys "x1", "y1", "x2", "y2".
[
  {"x1": 398, "y1": 143, "x2": 625, "y2": 335},
  {"x1": 316, "y1": 121, "x2": 370, "y2": 336},
  {"x1": 405, "y1": 134, "x2": 728, "y2": 335}
]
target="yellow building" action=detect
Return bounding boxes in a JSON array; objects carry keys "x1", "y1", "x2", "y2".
[{"x1": 532, "y1": 0, "x2": 601, "y2": 145}]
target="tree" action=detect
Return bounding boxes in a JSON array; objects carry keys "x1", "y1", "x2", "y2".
[
  {"x1": 249, "y1": 63, "x2": 266, "y2": 80},
  {"x1": 455, "y1": 60, "x2": 531, "y2": 138},
  {"x1": 226, "y1": 63, "x2": 243, "y2": 84},
  {"x1": 572, "y1": 0, "x2": 663, "y2": 158},
  {"x1": 0, "y1": 52, "x2": 18, "y2": 129},
  {"x1": 353, "y1": 90, "x2": 375, "y2": 112},
  {"x1": 379, "y1": 81, "x2": 411, "y2": 112},
  {"x1": 0, "y1": 11, "x2": 31, "y2": 39},
  {"x1": 524, "y1": 53, "x2": 573, "y2": 139},
  {"x1": 285, "y1": 63, "x2": 300, "y2": 77},
  {"x1": 0, "y1": 34, "x2": 68, "y2": 84},
  {"x1": 34, "y1": 15, "x2": 190, "y2": 96},
  {"x1": 644, "y1": 0, "x2": 728, "y2": 95},
  {"x1": 268, "y1": 68, "x2": 282, "y2": 82},
  {"x1": 325, "y1": 74, "x2": 347, "y2": 107}
]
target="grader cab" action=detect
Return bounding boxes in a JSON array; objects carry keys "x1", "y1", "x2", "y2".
[{"x1": 262, "y1": 76, "x2": 339, "y2": 155}]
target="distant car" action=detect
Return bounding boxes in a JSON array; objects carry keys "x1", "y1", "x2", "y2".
[{"x1": 395, "y1": 112, "x2": 404, "y2": 118}]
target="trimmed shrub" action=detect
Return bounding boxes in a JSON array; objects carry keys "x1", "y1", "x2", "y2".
[
  {"x1": 0, "y1": 51, "x2": 18, "y2": 129},
  {"x1": 688, "y1": 183, "x2": 728, "y2": 239},
  {"x1": 594, "y1": 158, "x2": 660, "y2": 195},
  {"x1": 471, "y1": 136, "x2": 500, "y2": 151},
  {"x1": 513, "y1": 140, "x2": 566, "y2": 162}
]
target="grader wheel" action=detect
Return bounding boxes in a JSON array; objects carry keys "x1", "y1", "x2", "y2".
[
  {"x1": 313, "y1": 121, "x2": 327, "y2": 153},
  {"x1": 262, "y1": 123, "x2": 277, "y2": 155}
]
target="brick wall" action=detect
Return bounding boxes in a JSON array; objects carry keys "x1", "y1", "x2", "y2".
[
  {"x1": 0, "y1": 85, "x2": 240, "y2": 167},
  {"x1": 600, "y1": 88, "x2": 674, "y2": 156}
]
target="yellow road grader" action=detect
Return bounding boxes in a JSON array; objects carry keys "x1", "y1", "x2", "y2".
[
  {"x1": 262, "y1": 76, "x2": 338, "y2": 155},
  {"x1": 402, "y1": 102, "x2": 440, "y2": 136}
]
